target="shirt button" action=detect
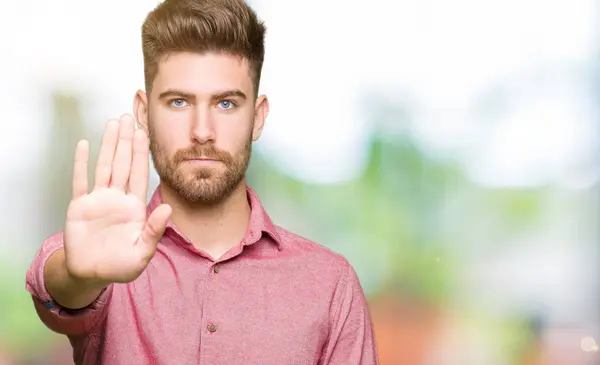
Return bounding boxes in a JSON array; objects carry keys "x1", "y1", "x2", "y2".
[
  {"x1": 213, "y1": 265, "x2": 220, "y2": 273},
  {"x1": 207, "y1": 323, "x2": 218, "y2": 333}
]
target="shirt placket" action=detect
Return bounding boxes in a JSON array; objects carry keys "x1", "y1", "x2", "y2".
[{"x1": 198, "y1": 260, "x2": 223, "y2": 364}]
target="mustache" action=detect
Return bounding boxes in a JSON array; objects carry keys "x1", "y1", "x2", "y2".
[{"x1": 173, "y1": 144, "x2": 234, "y2": 165}]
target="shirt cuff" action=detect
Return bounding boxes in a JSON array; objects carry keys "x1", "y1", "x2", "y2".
[{"x1": 25, "y1": 232, "x2": 112, "y2": 334}]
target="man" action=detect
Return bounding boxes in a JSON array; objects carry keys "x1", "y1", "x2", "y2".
[{"x1": 25, "y1": 0, "x2": 379, "y2": 364}]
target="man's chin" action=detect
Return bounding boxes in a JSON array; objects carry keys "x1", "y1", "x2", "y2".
[
  {"x1": 180, "y1": 164, "x2": 225, "y2": 179},
  {"x1": 157, "y1": 163, "x2": 246, "y2": 205},
  {"x1": 175, "y1": 179, "x2": 238, "y2": 204}
]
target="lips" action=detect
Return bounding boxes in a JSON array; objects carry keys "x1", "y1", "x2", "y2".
[
  {"x1": 181, "y1": 158, "x2": 222, "y2": 165},
  {"x1": 185, "y1": 157, "x2": 220, "y2": 161}
]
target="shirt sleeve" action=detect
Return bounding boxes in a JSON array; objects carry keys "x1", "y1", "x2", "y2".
[
  {"x1": 25, "y1": 232, "x2": 113, "y2": 336},
  {"x1": 319, "y1": 261, "x2": 379, "y2": 365}
]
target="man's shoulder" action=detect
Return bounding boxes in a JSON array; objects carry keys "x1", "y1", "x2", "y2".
[{"x1": 273, "y1": 225, "x2": 350, "y2": 272}]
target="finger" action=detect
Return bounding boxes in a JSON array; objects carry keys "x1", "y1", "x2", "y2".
[
  {"x1": 129, "y1": 129, "x2": 149, "y2": 202},
  {"x1": 94, "y1": 119, "x2": 120, "y2": 189},
  {"x1": 110, "y1": 115, "x2": 135, "y2": 191},
  {"x1": 72, "y1": 139, "x2": 89, "y2": 199},
  {"x1": 138, "y1": 204, "x2": 172, "y2": 260}
]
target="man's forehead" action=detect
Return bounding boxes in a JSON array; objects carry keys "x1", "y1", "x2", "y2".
[{"x1": 155, "y1": 52, "x2": 252, "y2": 86}]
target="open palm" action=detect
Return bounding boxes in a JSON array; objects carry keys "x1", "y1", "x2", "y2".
[{"x1": 64, "y1": 115, "x2": 171, "y2": 284}]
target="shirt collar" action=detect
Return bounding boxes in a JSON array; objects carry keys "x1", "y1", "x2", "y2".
[{"x1": 146, "y1": 185, "x2": 283, "y2": 250}]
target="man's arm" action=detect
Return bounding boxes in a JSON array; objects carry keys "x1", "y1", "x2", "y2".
[
  {"x1": 26, "y1": 232, "x2": 113, "y2": 336},
  {"x1": 26, "y1": 116, "x2": 169, "y2": 337},
  {"x1": 45, "y1": 246, "x2": 109, "y2": 310},
  {"x1": 319, "y1": 261, "x2": 379, "y2": 365}
]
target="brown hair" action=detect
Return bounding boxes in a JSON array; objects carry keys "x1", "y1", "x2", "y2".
[{"x1": 141, "y1": 0, "x2": 266, "y2": 96}]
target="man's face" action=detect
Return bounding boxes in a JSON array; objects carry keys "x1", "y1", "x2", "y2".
[{"x1": 136, "y1": 52, "x2": 268, "y2": 205}]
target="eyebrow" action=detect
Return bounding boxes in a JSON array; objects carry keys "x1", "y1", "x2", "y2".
[
  {"x1": 157, "y1": 89, "x2": 247, "y2": 103},
  {"x1": 211, "y1": 90, "x2": 247, "y2": 102},
  {"x1": 158, "y1": 89, "x2": 196, "y2": 101}
]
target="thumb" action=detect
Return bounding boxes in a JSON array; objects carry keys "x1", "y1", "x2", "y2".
[{"x1": 139, "y1": 204, "x2": 172, "y2": 257}]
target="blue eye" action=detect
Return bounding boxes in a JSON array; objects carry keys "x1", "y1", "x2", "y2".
[
  {"x1": 218, "y1": 100, "x2": 234, "y2": 110},
  {"x1": 171, "y1": 99, "x2": 188, "y2": 108}
]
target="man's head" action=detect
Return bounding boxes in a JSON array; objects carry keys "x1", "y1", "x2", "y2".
[{"x1": 134, "y1": 0, "x2": 268, "y2": 205}]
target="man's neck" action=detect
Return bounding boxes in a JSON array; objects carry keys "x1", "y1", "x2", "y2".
[{"x1": 158, "y1": 181, "x2": 251, "y2": 260}]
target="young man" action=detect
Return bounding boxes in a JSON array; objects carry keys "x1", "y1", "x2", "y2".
[{"x1": 25, "y1": 0, "x2": 378, "y2": 364}]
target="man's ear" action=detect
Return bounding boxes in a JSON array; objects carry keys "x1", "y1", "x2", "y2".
[
  {"x1": 133, "y1": 90, "x2": 149, "y2": 135},
  {"x1": 252, "y1": 94, "x2": 269, "y2": 141}
]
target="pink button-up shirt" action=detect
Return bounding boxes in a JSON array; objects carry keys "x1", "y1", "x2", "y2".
[{"x1": 26, "y1": 186, "x2": 379, "y2": 365}]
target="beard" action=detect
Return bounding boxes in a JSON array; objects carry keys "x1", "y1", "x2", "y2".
[{"x1": 148, "y1": 124, "x2": 252, "y2": 206}]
